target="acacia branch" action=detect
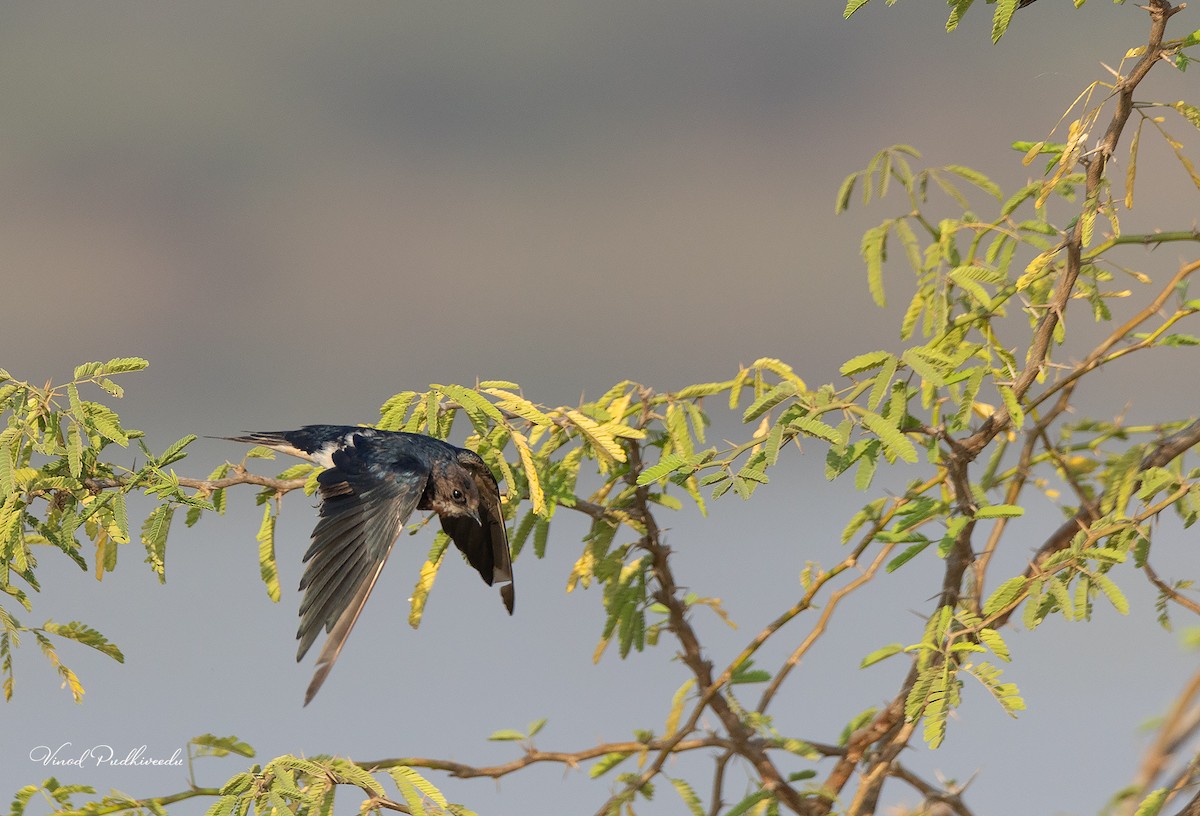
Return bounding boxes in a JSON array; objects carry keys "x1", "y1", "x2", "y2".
[
  {"x1": 972, "y1": 425, "x2": 1040, "y2": 609},
  {"x1": 940, "y1": 431, "x2": 982, "y2": 611},
  {"x1": 1123, "y1": 667, "x2": 1200, "y2": 816},
  {"x1": 613, "y1": 477, "x2": 944, "y2": 815},
  {"x1": 965, "y1": 0, "x2": 1183, "y2": 457},
  {"x1": 812, "y1": 258, "x2": 1200, "y2": 810},
  {"x1": 1144, "y1": 561, "x2": 1200, "y2": 617},
  {"x1": 84, "y1": 470, "x2": 307, "y2": 495},
  {"x1": 595, "y1": 422, "x2": 811, "y2": 815},
  {"x1": 1171, "y1": 788, "x2": 1200, "y2": 816},
  {"x1": 889, "y1": 763, "x2": 977, "y2": 816},
  {"x1": 816, "y1": 668, "x2": 916, "y2": 813},
  {"x1": 364, "y1": 796, "x2": 412, "y2": 814},
  {"x1": 717, "y1": 475, "x2": 945, "y2": 710},
  {"x1": 66, "y1": 787, "x2": 221, "y2": 816},
  {"x1": 363, "y1": 736, "x2": 735, "y2": 779},
  {"x1": 1026, "y1": 258, "x2": 1200, "y2": 416},
  {"x1": 971, "y1": 248, "x2": 1200, "y2": 602},
  {"x1": 1082, "y1": 229, "x2": 1200, "y2": 260},
  {"x1": 708, "y1": 749, "x2": 736, "y2": 816},
  {"x1": 988, "y1": 416, "x2": 1200, "y2": 631},
  {"x1": 947, "y1": 253, "x2": 1199, "y2": 575},
  {"x1": 847, "y1": 719, "x2": 918, "y2": 816},
  {"x1": 757, "y1": 540, "x2": 897, "y2": 713}
]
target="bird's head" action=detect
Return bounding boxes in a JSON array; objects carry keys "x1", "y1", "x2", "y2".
[{"x1": 427, "y1": 464, "x2": 483, "y2": 526}]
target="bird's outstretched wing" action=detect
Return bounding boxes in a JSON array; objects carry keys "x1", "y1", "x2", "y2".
[
  {"x1": 438, "y1": 450, "x2": 515, "y2": 614},
  {"x1": 297, "y1": 444, "x2": 428, "y2": 704}
]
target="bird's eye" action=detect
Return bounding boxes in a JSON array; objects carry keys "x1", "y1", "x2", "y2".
[{"x1": 452, "y1": 488, "x2": 466, "y2": 504}]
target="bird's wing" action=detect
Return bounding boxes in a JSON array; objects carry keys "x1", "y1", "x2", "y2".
[
  {"x1": 297, "y1": 444, "x2": 428, "y2": 704},
  {"x1": 439, "y1": 451, "x2": 515, "y2": 614}
]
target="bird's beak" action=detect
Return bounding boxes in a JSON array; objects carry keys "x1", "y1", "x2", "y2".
[{"x1": 470, "y1": 507, "x2": 483, "y2": 527}]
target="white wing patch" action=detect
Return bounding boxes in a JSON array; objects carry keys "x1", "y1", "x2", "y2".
[
  {"x1": 265, "y1": 443, "x2": 327, "y2": 464},
  {"x1": 281, "y1": 429, "x2": 378, "y2": 469}
]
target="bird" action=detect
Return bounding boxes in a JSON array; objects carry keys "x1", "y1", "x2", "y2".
[{"x1": 222, "y1": 425, "x2": 514, "y2": 704}]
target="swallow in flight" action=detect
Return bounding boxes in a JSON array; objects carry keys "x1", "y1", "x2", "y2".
[{"x1": 224, "y1": 425, "x2": 514, "y2": 704}]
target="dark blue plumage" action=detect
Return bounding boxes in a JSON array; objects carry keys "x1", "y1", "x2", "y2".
[{"x1": 224, "y1": 425, "x2": 514, "y2": 704}]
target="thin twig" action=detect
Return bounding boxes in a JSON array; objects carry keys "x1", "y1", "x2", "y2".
[
  {"x1": 363, "y1": 736, "x2": 734, "y2": 779},
  {"x1": 889, "y1": 763, "x2": 977, "y2": 816},
  {"x1": 1144, "y1": 561, "x2": 1200, "y2": 616},
  {"x1": 1026, "y1": 258, "x2": 1200, "y2": 416},
  {"x1": 708, "y1": 749, "x2": 735, "y2": 816},
  {"x1": 65, "y1": 787, "x2": 222, "y2": 816},
  {"x1": 757, "y1": 541, "x2": 897, "y2": 713}
]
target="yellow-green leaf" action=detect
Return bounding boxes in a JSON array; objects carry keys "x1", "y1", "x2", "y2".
[
  {"x1": 110, "y1": 492, "x2": 130, "y2": 544},
  {"x1": 673, "y1": 381, "x2": 731, "y2": 400},
  {"x1": 862, "y1": 222, "x2": 890, "y2": 307},
  {"x1": 900, "y1": 348, "x2": 946, "y2": 387},
  {"x1": 1092, "y1": 573, "x2": 1129, "y2": 615},
  {"x1": 788, "y1": 415, "x2": 842, "y2": 445},
  {"x1": 944, "y1": 165, "x2": 1002, "y2": 200},
  {"x1": 1134, "y1": 789, "x2": 1168, "y2": 816},
  {"x1": 978, "y1": 627, "x2": 1010, "y2": 662},
  {"x1": 436, "y1": 384, "x2": 505, "y2": 431},
  {"x1": 388, "y1": 767, "x2": 448, "y2": 809},
  {"x1": 409, "y1": 533, "x2": 450, "y2": 629},
  {"x1": 840, "y1": 350, "x2": 893, "y2": 376},
  {"x1": 742, "y1": 381, "x2": 797, "y2": 423},
  {"x1": 998, "y1": 385, "x2": 1025, "y2": 430},
  {"x1": 487, "y1": 729, "x2": 526, "y2": 742},
  {"x1": 974, "y1": 504, "x2": 1024, "y2": 519},
  {"x1": 510, "y1": 429, "x2": 545, "y2": 516},
  {"x1": 87, "y1": 405, "x2": 129, "y2": 446},
  {"x1": 100, "y1": 357, "x2": 149, "y2": 375},
  {"x1": 750, "y1": 358, "x2": 806, "y2": 390},
  {"x1": 566, "y1": 410, "x2": 626, "y2": 463},
  {"x1": 256, "y1": 504, "x2": 279, "y2": 602},
  {"x1": 482, "y1": 388, "x2": 554, "y2": 427},
  {"x1": 859, "y1": 412, "x2": 917, "y2": 463},
  {"x1": 141, "y1": 505, "x2": 172, "y2": 583},
  {"x1": 860, "y1": 643, "x2": 903, "y2": 668},
  {"x1": 835, "y1": 170, "x2": 859, "y2": 212},
  {"x1": 1174, "y1": 101, "x2": 1200, "y2": 130},
  {"x1": 982, "y1": 575, "x2": 1027, "y2": 618},
  {"x1": 1126, "y1": 123, "x2": 1141, "y2": 209},
  {"x1": 669, "y1": 777, "x2": 704, "y2": 816},
  {"x1": 41, "y1": 621, "x2": 124, "y2": 663},
  {"x1": 664, "y1": 678, "x2": 695, "y2": 737}
]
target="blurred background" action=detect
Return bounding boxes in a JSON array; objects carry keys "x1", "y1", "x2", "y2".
[{"x1": 3, "y1": 2, "x2": 1199, "y2": 814}]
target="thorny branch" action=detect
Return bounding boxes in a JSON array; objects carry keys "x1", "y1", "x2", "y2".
[
  {"x1": 85, "y1": 471, "x2": 307, "y2": 496},
  {"x1": 827, "y1": 5, "x2": 1194, "y2": 811},
  {"x1": 972, "y1": 255, "x2": 1200, "y2": 608},
  {"x1": 1120, "y1": 667, "x2": 1200, "y2": 816},
  {"x1": 889, "y1": 764, "x2": 977, "y2": 816},
  {"x1": 595, "y1": 399, "x2": 812, "y2": 815},
  {"x1": 987, "y1": 415, "x2": 1200, "y2": 631},
  {"x1": 966, "y1": 0, "x2": 1185, "y2": 457},
  {"x1": 1144, "y1": 561, "x2": 1200, "y2": 616},
  {"x1": 756, "y1": 542, "x2": 897, "y2": 713},
  {"x1": 363, "y1": 736, "x2": 740, "y2": 779},
  {"x1": 57, "y1": 787, "x2": 222, "y2": 816}
]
